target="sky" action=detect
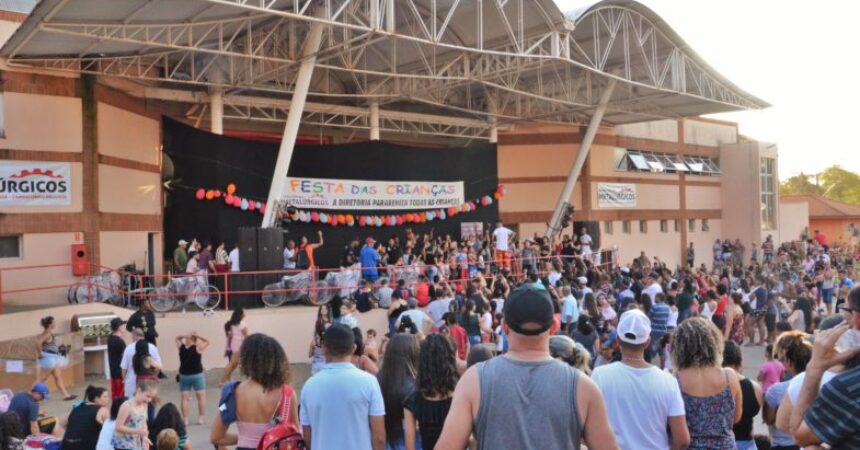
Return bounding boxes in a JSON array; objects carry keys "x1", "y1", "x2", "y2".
[{"x1": 555, "y1": 0, "x2": 860, "y2": 179}]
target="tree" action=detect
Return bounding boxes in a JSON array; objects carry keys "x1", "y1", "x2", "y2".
[
  {"x1": 819, "y1": 165, "x2": 860, "y2": 205},
  {"x1": 780, "y1": 172, "x2": 823, "y2": 197}
]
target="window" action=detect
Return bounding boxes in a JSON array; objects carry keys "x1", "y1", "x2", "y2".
[
  {"x1": 617, "y1": 149, "x2": 720, "y2": 175},
  {"x1": 760, "y1": 157, "x2": 776, "y2": 230},
  {"x1": 688, "y1": 219, "x2": 696, "y2": 232},
  {"x1": 674, "y1": 219, "x2": 681, "y2": 233},
  {"x1": 603, "y1": 221, "x2": 613, "y2": 235},
  {"x1": 0, "y1": 235, "x2": 21, "y2": 259},
  {"x1": 639, "y1": 220, "x2": 648, "y2": 233},
  {"x1": 683, "y1": 155, "x2": 721, "y2": 175},
  {"x1": 702, "y1": 219, "x2": 710, "y2": 232},
  {"x1": 622, "y1": 221, "x2": 631, "y2": 234},
  {"x1": 660, "y1": 220, "x2": 668, "y2": 233}
]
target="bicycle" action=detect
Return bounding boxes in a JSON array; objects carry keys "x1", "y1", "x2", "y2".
[
  {"x1": 149, "y1": 272, "x2": 221, "y2": 313},
  {"x1": 262, "y1": 270, "x2": 339, "y2": 307},
  {"x1": 67, "y1": 271, "x2": 123, "y2": 306}
]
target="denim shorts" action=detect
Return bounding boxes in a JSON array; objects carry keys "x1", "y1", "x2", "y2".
[
  {"x1": 179, "y1": 373, "x2": 206, "y2": 392},
  {"x1": 736, "y1": 440, "x2": 758, "y2": 450},
  {"x1": 39, "y1": 352, "x2": 58, "y2": 369}
]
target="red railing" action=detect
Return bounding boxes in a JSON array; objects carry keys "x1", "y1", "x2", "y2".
[{"x1": 0, "y1": 250, "x2": 617, "y2": 313}]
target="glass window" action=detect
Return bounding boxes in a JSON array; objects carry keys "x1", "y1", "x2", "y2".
[
  {"x1": 702, "y1": 219, "x2": 710, "y2": 232},
  {"x1": 622, "y1": 221, "x2": 631, "y2": 234},
  {"x1": 760, "y1": 157, "x2": 776, "y2": 230},
  {"x1": 639, "y1": 220, "x2": 648, "y2": 233},
  {"x1": 685, "y1": 156, "x2": 705, "y2": 173},
  {"x1": 643, "y1": 153, "x2": 665, "y2": 172},
  {"x1": 628, "y1": 152, "x2": 650, "y2": 171},
  {"x1": 0, "y1": 235, "x2": 21, "y2": 259},
  {"x1": 603, "y1": 221, "x2": 613, "y2": 235},
  {"x1": 674, "y1": 219, "x2": 681, "y2": 232},
  {"x1": 660, "y1": 220, "x2": 668, "y2": 233},
  {"x1": 688, "y1": 219, "x2": 696, "y2": 232}
]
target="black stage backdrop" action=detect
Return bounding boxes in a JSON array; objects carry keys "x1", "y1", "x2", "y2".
[{"x1": 163, "y1": 118, "x2": 499, "y2": 268}]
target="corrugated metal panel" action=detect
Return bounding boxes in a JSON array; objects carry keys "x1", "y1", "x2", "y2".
[{"x1": 0, "y1": 0, "x2": 36, "y2": 14}]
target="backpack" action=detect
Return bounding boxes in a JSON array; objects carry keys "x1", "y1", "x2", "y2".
[
  {"x1": 257, "y1": 385, "x2": 305, "y2": 450},
  {"x1": 295, "y1": 247, "x2": 310, "y2": 270}
]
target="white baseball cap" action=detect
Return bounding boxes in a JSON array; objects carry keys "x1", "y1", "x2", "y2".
[
  {"x1": 178, "y1": 239, "x2": 188, "y2": 246},
  {"x1": 577, "y1": 276, "x2": 588, "y2": 284},
  {"x1": 617, "y1": 309, "x2": 651, "y2": 345}
]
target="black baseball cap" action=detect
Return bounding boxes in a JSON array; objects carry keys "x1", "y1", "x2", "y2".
[
  {"x1": 110, "y1": 318, "x2": 126, "y2": 331},
  {"x1": 503, "y1": 285, "x2": 555, "y2": 336},
  {"x1": 839, "y1": 286, "x2": 860, "y2": 314}
]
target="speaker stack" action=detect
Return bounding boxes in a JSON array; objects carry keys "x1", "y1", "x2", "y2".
[{"x1": 229, "y1": 227, "x2": 285, "y2": 310}]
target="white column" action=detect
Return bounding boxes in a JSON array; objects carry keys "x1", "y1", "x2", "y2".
[
  {"x1": 545, "y1": 78, "x2": 617, "y2": 239},
  {"x1": 369, "y1": 102, "x2": 380, "y2": 140},
  {"x1": 489, "y1": 117, "x2": 498, "y2": 143},
  {"x1": 261, "y1": 18, "x2": 325, "y2": 228},
  {"x1": 209, "y1": 89, "x2": 223, "y2": 135}
]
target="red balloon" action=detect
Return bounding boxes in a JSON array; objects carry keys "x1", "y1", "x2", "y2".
[
  {"x1": 260, "y1": 203, "x2": 267, "y2": 214},
  {"x1": 396, "y1": 215, "x2": 404, "y2": 225},
  {"x1": 358, "y1": 216, "x2": 367, "y2": 226},
  {"x1": 311, "y1": 212, "x2": 320, "y2": 222},
  {"x1": 195, "y1": 189, "x2": 206, "y2": 200},
  {"x1": 233, "y1": 196, "x2": 242, "y2": 207},
  {"x1": 225, "y1": 194, "x2": 234, "y2": 204},
  {"x1": 248, "y1": 200, "x2": 256, "y2": 210},
  {"x1": 494, "y1": 192, "x2": 501, "y2": 200}
]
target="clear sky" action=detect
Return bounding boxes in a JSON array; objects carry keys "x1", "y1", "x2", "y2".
[{"x1": 555, "y1": 0, "x2": 860, "y2": 179}]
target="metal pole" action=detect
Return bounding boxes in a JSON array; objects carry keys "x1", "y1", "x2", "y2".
[
  {"x1": 210, "y1": 89, "x2": 223, "y2": 135},
  {"x1": 489, "y1": 117, "x2": 498, "y2": 143},
  {"x1": 369, "y1": 102, "x2": 380, "y2": 140},
  {"x1": 261, "y1": 16, "x2": 325, "y2": 228},
  {"x1": 545, "y1": 78, "x2": 617, "y2": 239}
]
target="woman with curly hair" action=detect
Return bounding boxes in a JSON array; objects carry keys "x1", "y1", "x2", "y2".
[
  {"x1": 403, "y1": 334, "x2": 459, "y2": 450},
  {"x1": 673, "y1": 317, "x2": 742, "y2": 450},
  {"x1": 377, "y1": 333, "x2": 420, "y2": 450},
  {"x1": 210, "y1": 333, "x2": 297, "y2": 450}
]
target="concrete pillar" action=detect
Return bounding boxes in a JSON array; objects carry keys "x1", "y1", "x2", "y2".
[
  {"x1": 369, "y1": 102, "x2": 380, "y2": 141},
  {"x1": 210, "y1": 89, "x2": 223, "y2": 135}
]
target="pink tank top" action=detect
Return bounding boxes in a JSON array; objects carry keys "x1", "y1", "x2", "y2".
[{"x1": 236, "y1": 421, "x2": 272, "y2": 448}]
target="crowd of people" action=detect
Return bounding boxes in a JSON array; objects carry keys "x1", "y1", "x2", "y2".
[{"x1": 1, "y1": 223, "x2": 859, "y2": 450}]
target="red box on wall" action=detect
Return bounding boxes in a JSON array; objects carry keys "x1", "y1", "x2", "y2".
[{"x1": 71, "y1": 244, "x2": 88, "y2": 276}]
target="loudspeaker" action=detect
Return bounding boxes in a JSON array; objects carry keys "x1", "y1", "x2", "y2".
[
  {"x1": 227, "y1": 273, "x2": 260, "y2": 310},
  {"x1": 237, "y1": 227, "x2": 258, "y2": 271},
  {"x1": 71, "y1": 244, "x2": 89, "y2": 276},
  {"x1": 256, "y1": 228, "x2": 284, "y2": 291},
  {"x1": 572, "y1": 221, "x2": 601, "y2": 250}
]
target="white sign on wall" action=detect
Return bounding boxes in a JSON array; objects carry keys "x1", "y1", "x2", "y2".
[
  {"x1": 282, "y1": 176, "x2": 464, "y2": 210},
  {"x1": 0, "y1": 161, "x2": 72, "y2": 206},
  {"x1": 596, "y1": 183, "x2": 637, "y2": 208}
]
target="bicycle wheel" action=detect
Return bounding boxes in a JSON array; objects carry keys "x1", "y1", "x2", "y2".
[
  {"x1": 262, "y1": 282, "x2": 287, "y2": 308},
  {"x1": 149, "y1": 287, "x2": 176, "y2": 313},
  {"x1": 195, "y1": 285, "x2": 221, "y2": 310}
]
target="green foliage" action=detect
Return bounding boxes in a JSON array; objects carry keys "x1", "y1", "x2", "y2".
[{"x1": 780, "y1": 166, "x2": 860, "y2": 205}]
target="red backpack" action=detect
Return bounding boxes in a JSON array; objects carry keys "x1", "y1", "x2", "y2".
[{"x1": 257, "y1": 385, "x2": 306, "y2": 450}]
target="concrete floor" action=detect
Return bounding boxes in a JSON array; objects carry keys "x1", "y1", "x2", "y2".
[{"x1": 40, "y1": 346, "x2": 770, "y2": 448}]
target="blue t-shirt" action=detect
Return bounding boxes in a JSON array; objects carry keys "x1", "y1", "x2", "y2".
[
  {"x1": 764, "y1": 381, "x2": 795, "y2": 447},
  {"x1": 300, "y1": 362, "x2": 385, "y2": 450},
  {"x1": 9, "y1": 392, "x2": 38, "y2": 433},
  {"x1": 649, "y1": 303, "x2": 671, "y2": 336},
  {"x1": 359, "y1": 245, "x2": 379, "y2": 279}
]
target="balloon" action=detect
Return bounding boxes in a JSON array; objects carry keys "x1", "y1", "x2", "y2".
[
  {"x1": 439, "y1": 209, "x2": 446, "y2": 220},
  {"x1": 240, "y1": 198, "x2": 249, "y2": 210},
  {"x1": 448, "y1": 207, "x2": 457, "y2": 216},
  {"x1": 225, "y1": 194, "x2": 234, "y2": 204},
  {"x1": 494, "y1": 192, "x2": 501, "y2": 200},
  {"x1": 358, "y1": 216, "x2": 367, "y2": 226},
  {"x1": 425, "y1": 211, "x2": 433, "y2": 221},
  {"x1": 214, "y1": 190, "x2": 222, "y2": 198},
  {"x1": 248, "y1": 200, "x2": 256, "y2": 210},
  {"x1": 205, "y1": 190, "x2": 214, "y2": 200},
  {"x1": 469, "y1": 201, "x2": 476, "y2": 210},
  {"x1": 396, "y1": 215, "x2": 404, "y2": 226},
  {"x1": 195, "y1": 189, "x2": 206, "y2": 200},
  {"x1": 226, "y1": 184, "x2": 237, "y2": 195},
  {"x1": 481, "y1": 196, "x2": 489, "y2": 206},
  {"x1": 375, "y1": 216, "x2": 383, "y2": 227},
  {"x1": 320, "y1": 213, "x2": 329, "y2": 223},
  {"x1": 311, "y1": 212, "x2": 320, "y2": 222},
  {"x1": 232, "y1": 196, "x2": 241, "y2": 207}
]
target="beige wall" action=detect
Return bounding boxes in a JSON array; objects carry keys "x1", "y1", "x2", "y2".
[
  {"x1": 98, "y1": 165, "x2": 161, "y2": 214},
  {"x1": 0, "y1": 232, "x2": 82, "y2": 306},
  {"x1": 501, "y1": 182, "x2": 581, "y2": 213},
  {"x1": 498, "y1": 143, "x2": 577, "y2": 178},
  {"x1": 686, "y1": 185, "x2": 722, "y2": 210},
  {"x1": 603, "y1": 220, "x2": 683, "y2": 268},
  {"x1": 517, "y1": 222, "x2": 547, "y2": 241},
  {"x1": 0, "y1": 162, "x2": 83, "y2": 213},
  {"x1": 0, "y1": 19, "x2": 21, "y2": 45},
  {"x1": 99, "y1": 231, "x2": 162, "y2": 275},
  {"x1": 615, "y1": 119, "x2": 678, "y2": 142},
  {"x1": 97, "y1": 102, "x2": 160, "y2": 165},
  {"x1": 720, "y1": 141, "x2": 760, "y2": 242},
  {"x1": 684, "y1": 120, "x2": 737, "y2": 147},
  {"x1": 687, "y1": 218, "x2": 724, "y2": 266},
  {"x1": 0, "y1": 303, "x2": 388, "y2": 372},
  {"x1": 779, "y1": 201, "x2": 809, "y2": 244},
  {"x1": 0, "y1": 92, "x2": 82, "y2": 152}
]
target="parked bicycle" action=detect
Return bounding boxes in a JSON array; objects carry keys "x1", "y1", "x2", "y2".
[
  {"x1": 149, "y1": 273, "x2": 221, "y2": 313},
  {"x1": 67, "y1": 271, "x2": 123, "y2": 305}
]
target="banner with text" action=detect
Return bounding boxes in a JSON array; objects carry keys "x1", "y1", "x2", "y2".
[
  {"x1": 596, "y1": 183, "x2": 637, "y2": 208},
  {"x1": 283, "y1": 177, "x2": 464, "y2": 210},
  {"x1": 0, "y1": 161, "x2": 72, "y2": 206}
]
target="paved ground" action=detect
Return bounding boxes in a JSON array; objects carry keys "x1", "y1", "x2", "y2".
[{"x1": 40, "y1": 346, "x2": 770, "y2": 448}]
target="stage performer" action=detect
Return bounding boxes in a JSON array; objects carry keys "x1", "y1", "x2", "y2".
[
  {"x1": 492, "y1": 222, "x2": 515, "y2": 273},
  {"x1": 360, "y1": 238, "x2": 380, "y2": 282}
]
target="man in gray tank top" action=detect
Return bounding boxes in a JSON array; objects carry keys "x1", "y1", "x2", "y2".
[{"x1": 436, "y1": 285, "x2": 619, "y2": 450}]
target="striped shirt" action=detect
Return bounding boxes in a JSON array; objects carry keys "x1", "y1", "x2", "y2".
[
  {"x1": 649, "y1": 303, "x2": 671, "y2": 336},
  {"x1": 804, "y1": 366, "x2": 860, "y2": 449}
]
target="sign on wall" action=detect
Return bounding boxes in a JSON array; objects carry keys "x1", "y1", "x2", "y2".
[
  {"x1": 0, "y1": 161, "x2": 72, "y2": 206},
  {"x1": 596, "y1": 183, "x2": 637, "y2": 208},
  {"x1": 460, "y1": 222, "x2": 484, "y2": 241},
  {"x1": 282, "y1": 177, "x2": 464, "y2": 210}
]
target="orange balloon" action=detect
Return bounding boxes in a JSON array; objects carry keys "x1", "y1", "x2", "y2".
[
  {"x1": 205, "y1": 190, "x2": 215, "y2": 200},
  {"x1": 226, "y1": 184, "x2": 237, "y2": 195}
]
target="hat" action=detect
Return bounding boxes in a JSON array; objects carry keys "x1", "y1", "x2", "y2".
[
  {"x1": 178, "y1": 239, "x2": 188, "y2": 246},
  {"x1": 620, "y1": 267, "x2": 630, "y2": 274},
  {"x1": 577, "y1": 276, "x2": 587, "y2": 284},
  {"x1": 617, "y1": 309, "x2": 651, "y2": 345},
  {"x1": 32, "y1": 382, "x2": 50, "y2": 400},
  {"x1": 110, "y1": 317, "x2": 126, "y2": 331},
  {"x1": 503, "y1": 285, "x2": 555, "y2": 336}
]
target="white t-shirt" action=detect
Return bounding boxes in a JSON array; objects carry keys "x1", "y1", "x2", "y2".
[
  {"x1": 427, "y1": 297, "x2": 453, "y2": 327},
  {"x1": 120, "y1": 341, "x2": 162, "y2": 397},
  {"x1": 592, "y1": 363, "x2": 685, "y2": 450},
  {"x1": 579, "y1": 233, "x2": 593, "y2": 253},
  {"x1": 642, "y1": 282, "x2": 664, "y2": 303},
  {"x1": 96, "y1": 419, "x2": 116, "y2": 450},
  {"x1": 786, "y1": 369, "x2": 838, "y2": 404},
  {"x1": 283, "y1": 248, "x2": 296, "y2": 269},
  {"x1": 229, "y1": 248, "x2": 240, "y2": 272},
  {"x1": 493, "y1": 227, "x2": 513, "y2": 251}
]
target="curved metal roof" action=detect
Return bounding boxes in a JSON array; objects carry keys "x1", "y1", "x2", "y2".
[{"x1": 0, "y1": 0, "x2": 769, "y2": 139}]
